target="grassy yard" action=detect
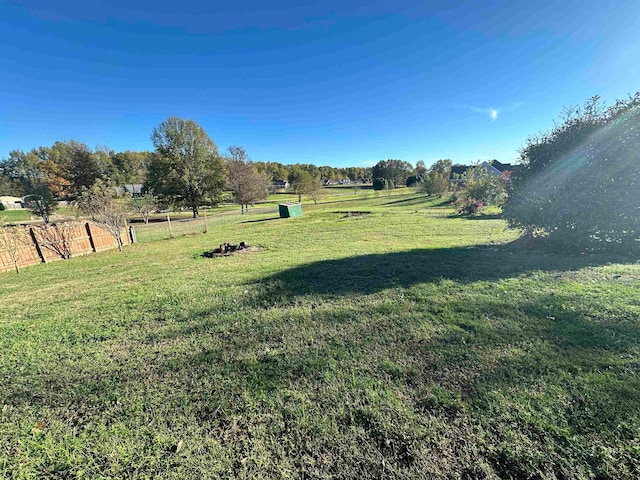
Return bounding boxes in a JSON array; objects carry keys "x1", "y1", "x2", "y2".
[
  {"x1": 1, "y1": 195, "x2": 639, "y2": 479},
  {"x1": 0, "y1": 209, "x2": 31, "y2": 222}
]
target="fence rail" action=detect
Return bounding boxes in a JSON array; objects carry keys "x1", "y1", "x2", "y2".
[
  {"x1": 1, "y1": 206, "x2": 283, "y2": 272},
  {"x1": 131, "y1": 207, "x2": 279, "y2": 243},
  {"x1": 0, "y1": 222, "x2": 131, "y2": 272}
]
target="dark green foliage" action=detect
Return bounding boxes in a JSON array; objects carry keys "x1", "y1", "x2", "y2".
[
  {"x1": 372, "y1": 159, "x2": 413, "y2": 187},
  {"x1": 0, "y1": 168, "x2": 24, "y2": 197},
  {"x1": 147, "y1": 117, "x2": 226, "y2": 218},
  {"x1": 372, "y1": 177, "x2": 388, "y2": 191},
  {"x1": 65, "y1": 140, "x2": 102, "y2": 197},
  {"x1": 287, "y1": 164, "x2": 321, "y2": 202},
  {"x1": 405, "y1": 175, "x2": 422, "y2": 187},
  {"x1": 503, "y1": 94, "x2": 640, "y2": 247},
  {"x1": 109, "y1": 150, "x2": 150, "y2": 185}
]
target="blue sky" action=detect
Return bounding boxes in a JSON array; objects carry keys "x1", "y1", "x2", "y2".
[{"x1": 1, "y1": 0, "x2": 639, "y2": 168}]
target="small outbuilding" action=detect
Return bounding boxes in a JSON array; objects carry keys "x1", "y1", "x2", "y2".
[
  {"x1": 279, "y1": 203, "x2": 303, "y2": 218},
  {"x1": 0, "y1": 196, "x2": 24, "y2": 210}
]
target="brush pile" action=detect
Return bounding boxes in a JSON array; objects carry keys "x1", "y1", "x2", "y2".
[{"x1": 202, "y1": 241, "x2": 249, "y2": 258}]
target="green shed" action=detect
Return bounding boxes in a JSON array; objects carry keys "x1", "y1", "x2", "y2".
[{"x1": 279, "y1": 203, "x2": 303, "y2": 218}]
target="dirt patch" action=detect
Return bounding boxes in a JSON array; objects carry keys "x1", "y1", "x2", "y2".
[
  {"x1": 202, "y1": 242, "x2": 263, "y2": 258},
  {"x1": 337, "y1": 211, "x2": 371, "y2": 219}
]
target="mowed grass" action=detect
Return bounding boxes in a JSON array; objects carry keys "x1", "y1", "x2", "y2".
[
  {"x1": 1, "y1": 195, "x2": 639, "y2": 479},
  {"x1": 0, "y1": 210, "x2": 31, "y2": 222}
]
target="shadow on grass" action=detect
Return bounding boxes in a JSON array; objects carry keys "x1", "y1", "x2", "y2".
[
  {"x1": 250, "y1": 241, "x2": 636, "y2": 300},
  {"x1": 380, "y1": 196, "x2": 427, "y2": 206},
  {"x1": 240, "y1": 217, "x2": 281, "y2": 224},
  {"x1": 446, "y1": 213, "x2": 503, "y2": 220},
  {"x1": 4, "y1": 241, "x2": 639, "y2": 478}
]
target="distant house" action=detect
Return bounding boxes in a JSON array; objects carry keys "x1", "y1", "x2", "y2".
[
  {"x1": 273, "y1": 180, "x2": 290, "y2": 189},
  {"x1": 0, "y1": 196, "x2": 24, "y2": 210},
  {"x1": 490, "y1": 160, "x2": 521, "y2": 174},
  {"x1": 449, "y1": 161, "x2": 518, "y2": 183},
  {"x1": 123, "y1": 184, "x2": 145, "y2": 197}
]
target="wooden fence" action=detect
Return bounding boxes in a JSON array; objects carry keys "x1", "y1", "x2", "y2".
[{"x1": 0, "y1": 222, "x2": 131, "y2": 272}]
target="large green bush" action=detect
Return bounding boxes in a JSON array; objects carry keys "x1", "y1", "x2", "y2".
[
  {"x1": 503, "y1": 94, "x2": 640, "y2": 247},
  {"x1": 372, "y1": 178, "x2": 388, "y2": 191}
]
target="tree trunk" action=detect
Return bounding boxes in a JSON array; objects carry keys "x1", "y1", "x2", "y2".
[
  {"x1": 115, "y1": 230, "x2": 123, "y2": 251},
  {"x1": 298, "y1": 193, "x2": 302, "y2": 202},
  {"x1": 192, "y1": 205, "x2": 199, "y2": 218}
]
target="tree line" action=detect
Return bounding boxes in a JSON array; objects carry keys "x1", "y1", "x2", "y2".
[{"x1": 0, "y1": 117, "x2": 396, "y2": 219}]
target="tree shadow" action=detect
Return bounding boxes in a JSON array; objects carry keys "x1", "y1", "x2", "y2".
[
  {"x1": 240, "y1": 217, "x2": 281, "y2": 224},
  {"x1": 249, "y1": 241, "x2": 636, "y2": 301},
  {"x1": 5, "y1": 241, "x2": 639, "y2": 478},
  {"x1": 446, "y1": 213, "x2": 502, "y2": 220},
  {"x1": 380, "y1": 196, "x2": 429, "y2": 206}
]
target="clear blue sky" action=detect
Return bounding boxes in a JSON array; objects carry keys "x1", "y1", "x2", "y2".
[{"x1": 1, "y1": 0, "x2": 638, "y2": 168}]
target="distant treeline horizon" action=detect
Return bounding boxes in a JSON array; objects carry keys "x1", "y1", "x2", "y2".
[{"x1": 0, "y1": 139, "x2": 495, "y2": 199}]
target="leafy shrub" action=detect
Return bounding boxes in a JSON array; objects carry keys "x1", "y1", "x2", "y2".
[
  {"x1": 0, "y1": 202, "x2": 5, "y2": 211},
  {"x1": 455, "y1": 167, "x2": 507, "y2": 215},
  {"x1": 503, "y1": 94, "x2": 640, "y2": 247},
  {"x1": 405, "y1": 175, "x2": 422, "y2": 187},
  {"x1": 457, "y1": 199, "x2": 484, "y2": 215},
  {"x1": 373, "y1": 178, "x2": 388, "y2": 191}
]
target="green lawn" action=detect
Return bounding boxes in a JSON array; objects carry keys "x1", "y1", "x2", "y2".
[
  {"x1": 1, "y1": 195, "x2": 639, "y2": 479},
  {"x1": 0, "y1": 209, "x2": 31, "y2": 222}
]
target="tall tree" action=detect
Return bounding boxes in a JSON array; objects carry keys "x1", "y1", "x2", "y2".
[
  {"x1": 147, "y1": 117, "x2": 226, "y2": 218},
  {"x1": 3, "y1": 150, "x2": 58, "y2": 222},
  {"x1": 414, "y1": 160, "x2": 428, "y2": 177},
  {"x1": 419, "y1": 159, "x2": 452, "y2": 197},
  {"x1": 225, "y1": 146, "x2": 269, "y2": 214},
  {"x1": 111, "y1": 151, "x2": 150, "y2": 184},
  {"x1": 288, "y1": 165, "x2": 321, "y2": 202},
  {"x1": 372, "y1": 159, "x2": 414, "y2": 187},
  {"x1": 65, "y1": 141, "x2": 101, "y2": 197}
]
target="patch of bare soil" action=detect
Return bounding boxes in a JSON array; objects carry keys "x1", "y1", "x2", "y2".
[
  {"x1": 337, "y1": 211, "x2": 371, "y2": 219},
  {"x1": 202, "y1": 242, "x2": 263, "y2": 258}
]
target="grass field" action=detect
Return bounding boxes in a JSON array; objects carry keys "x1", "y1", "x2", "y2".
[
  {"x1": 0, "y1": 209, "x2": 31, "y2": 222},
  {"x1": 1, "y1": 195, "x2": 639, "y2": 479}
]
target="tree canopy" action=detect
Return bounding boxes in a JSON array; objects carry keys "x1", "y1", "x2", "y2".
[
  {"x1": 225, "y1": 146, "x2": 269, "y2": 213},
  {"x1": 147, "y1": 117, "x2": 226, "y2": 218},
  {"x1": 288, "y1": 165, "x2": 321, "y2": 202},
  {"x1": 372, "y1": 159, "x2": 413, "y2": 187}
]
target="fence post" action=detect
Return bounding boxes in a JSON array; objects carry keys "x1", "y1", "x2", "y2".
[
  {"x1": 203, "y1": 210, "x2": 208, "y2": 233},
  {"x1": 129, "y1": 225, "x2": 137, "y2": 244},
  {"x1": 166, "y1": 214, "x2": 173, "y2": 238},
  {"x1": 86, "y1": 223, "x2": 96, "y2": 252},
  {"x1": 29, "y1": 227, "x2": 46, "y2": 263}
]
